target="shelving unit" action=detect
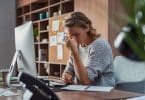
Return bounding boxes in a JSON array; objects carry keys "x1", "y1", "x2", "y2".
[{"x1": 16, "y1": 0, "x2": 74, "y2": 79}]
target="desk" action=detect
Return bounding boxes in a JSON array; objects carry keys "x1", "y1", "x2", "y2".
[{"x1": 0, "y1": 89, "x2": 143, "y2": 100}]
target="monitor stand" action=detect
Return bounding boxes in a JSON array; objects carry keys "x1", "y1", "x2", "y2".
[{"x1": 6, "y1": 50, "x2": 21, "y2": 86}]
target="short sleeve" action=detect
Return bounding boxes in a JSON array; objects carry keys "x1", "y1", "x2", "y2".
[{"x1": 86, "y1": 39, "x2": 113, "y2": 82}]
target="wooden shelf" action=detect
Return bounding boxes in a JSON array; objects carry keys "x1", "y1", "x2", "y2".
[
  {"x1": 17, "y1": 12, "x2": 31, "y2": 18},
  {"x1": 34, "y1": 42, "x2": 39, "y2": 45},
  {"x1": 61, "y1": 0, "x2": 72, "y2": 4},
  {"x1": 32, "y1": 18, "x2": 49, "y2": 25},
  {"x1": 50, "y1": 0, "x2": 61, "y2": 5},
  {"x1": 16, "y1": 0, "x2": 74, "y2": 80},
  {"x1": 49, "y1": 2, "x2": 61, "y2": 8},
  {"x1": 31, "y1": 0, "x2": 49, "y2": 11},
  {"x1": 35, "y1": 61, "x2": 48, "y2": 64},
  {"x1": 49, "y1": 62, "x2": 67, "y2": 65},
  {"x1": 40, "y1": 18, "x2": 49, "y2": 22},
  {"x1": 31, "y1": 0, "x2": 46, "y2": 4},
  {"x1": 31, "y1": 6, "x2": 49, "y2": 14},
  {"x1": 17, "y1": 0, "x2": 30, "y2": 8},
  {"x1": 35, "y1": 42, "x2": 49, "y2": 44},
  {"x1": 33, "y1": 20, "x2": 39, "y2": 24},
  {"x1": 39, "y1": 42, "x2": 49, "y2": 44},
  {"x1": 39, "y1": 30, "x2": 49, "y2": 33},
  {"x1": 35, "y1": 61, "x2": 39, "y2": 63}
]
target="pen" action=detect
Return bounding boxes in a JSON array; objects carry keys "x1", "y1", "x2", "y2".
[{"x1": 84, "y1": 85, "x2": 91, "y2": 91}]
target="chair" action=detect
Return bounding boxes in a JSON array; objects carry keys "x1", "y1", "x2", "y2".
[{"x1": 114, "y1": 56, "x2": 145, "y2": 93}]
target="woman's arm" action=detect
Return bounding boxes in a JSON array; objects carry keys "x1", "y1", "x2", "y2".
[
  {"x1": 72, "y1": 50, "x2": 91, "y2": 85},
  {"x1": 66, "y1": 36, "x2": 91, "y2": 85},
  {"x1": 61, "y1": 56, "x2": 75, "y2": 84}
]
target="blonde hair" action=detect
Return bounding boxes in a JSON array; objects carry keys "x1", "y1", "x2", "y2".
[{"x1": 65, "y1": 12, "x2": 100, "y2": 40}]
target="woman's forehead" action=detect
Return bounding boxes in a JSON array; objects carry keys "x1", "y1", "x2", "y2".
[{"x1": 65, "y1": 26, "x2": 81, "y2": 32}]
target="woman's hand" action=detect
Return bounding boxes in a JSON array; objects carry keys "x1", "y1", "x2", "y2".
[
  {"x1": 62, "y1": 72, "x2": 73, "y2": 84},
  {"x1": 66, "y1": 36, "x2": 78, "y2": 54}
]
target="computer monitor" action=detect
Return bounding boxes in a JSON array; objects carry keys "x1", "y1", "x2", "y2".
[
  {"x1": 6, "y1": 21, "x2": 37, "y2": 86},
  {"x1": 15, "y1": 21, "x2": 37, "y2": 76}
]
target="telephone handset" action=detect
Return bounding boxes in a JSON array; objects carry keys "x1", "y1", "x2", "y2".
[{"x1": 19, "y1": 72, "x2": 59, "y2": 100}]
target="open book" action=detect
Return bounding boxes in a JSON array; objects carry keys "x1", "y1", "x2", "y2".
[{"x1": 61, "y1": 85, "x2": 114, "y2": 92}]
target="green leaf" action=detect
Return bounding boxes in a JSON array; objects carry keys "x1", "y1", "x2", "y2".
[{"x1": 33, "y1": 28, "x2": 39, "y2": 36}]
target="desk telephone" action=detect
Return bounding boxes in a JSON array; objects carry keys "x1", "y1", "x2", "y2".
[{"x1": 19, "y1": 72, "x2": 59, "y2": 100}]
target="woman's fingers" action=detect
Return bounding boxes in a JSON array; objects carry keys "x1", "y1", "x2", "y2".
[
  {"x1": 65, "y1": 73, "x2": 72, "y2": 81},
  {"x1": 62, "y1": 75, "x2": 70, "y2": 83},
  {"x1": 62, "y1": 72, "x2": 73, "y2": 84},
  {"x1": 63, "y1": 36, "x2": 71, "y2": 49}
]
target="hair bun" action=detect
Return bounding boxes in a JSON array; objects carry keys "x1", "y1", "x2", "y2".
[
  {"x1": 71, "y1": 12, "x2": 91, "y2": 25},
  {"x1": 71, "y1": 12, "x2": 85, "y2": 18}
]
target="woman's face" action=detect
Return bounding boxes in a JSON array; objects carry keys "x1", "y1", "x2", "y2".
[{"x1": 65, "y1": 26, "x2": 88, "y2": 44}]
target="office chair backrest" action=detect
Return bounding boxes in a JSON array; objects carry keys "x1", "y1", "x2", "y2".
[{"x1": 114, "y1": 56, "x2": 145, "y2": 84}]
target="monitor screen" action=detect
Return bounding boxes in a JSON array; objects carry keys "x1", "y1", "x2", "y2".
[{"x1": 15, "y1": 21, "x2": 37, "y2": 76}]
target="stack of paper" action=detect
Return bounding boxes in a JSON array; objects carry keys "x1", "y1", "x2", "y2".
[
  {"x1": 0, "y1": 88, "x2": 18, "y2": 97},
  {"x1": 61, "y1": 85, "x2": 114, "y2": 92}
]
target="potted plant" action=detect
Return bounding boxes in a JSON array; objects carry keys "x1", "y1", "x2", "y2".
[
  {"x1": 33, "y1": 28, "x2": 39, "y2": 42},
  {"x1": 114, "y1": 0, "x2": 145, "y2": 61}
]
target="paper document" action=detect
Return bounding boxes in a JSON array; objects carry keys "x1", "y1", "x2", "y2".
[
  {"x1": 49, "y1": 81, "x2": 66, "y2": 87},
  {"x1": 23, "y1": 90, "x2": 33, "y2": 100},
  {"x1": 61, "y1": 85, "x2": 113, "y2": 92},
  {"x1": 57, "y1": 45, "x2": 63, "y2": 59},
  {"x1": 0, "y1": 88, "x2": 18, "y2": 96},
  {"x1": 127, "y1": 96, "x2": 145, "y2": 100},
  {"x1": 87, "y1": 86, "x2": 114, "y2": 92},
  {"x1": 57, "y1": 32, "x2": 66, "y2": 44},
  {"x1": 52, "y1": 20, "x2": 59, "y2": 31},
  {"x1": 50, "y1": 36, "x2": 57, "y2": 46},
  {"x1": 62, "y1": 85, "x2": 87, "y2": 91}
]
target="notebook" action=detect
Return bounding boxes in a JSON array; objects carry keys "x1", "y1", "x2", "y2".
[{"x1": 61, "y1": 85, "x2": 114, "y2": 92}]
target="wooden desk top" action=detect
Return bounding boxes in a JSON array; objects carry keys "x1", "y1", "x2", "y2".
[
  {"x1": 56, "y1": 89, "x2": 143, "y2": 100},
  {"x1": 0, "y1": 89, "x2": 143, "y2": 100}
]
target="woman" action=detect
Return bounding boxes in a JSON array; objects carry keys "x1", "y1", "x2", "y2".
[{"x1": 62, "y1": 12, "x2": 115, "y2": 86}]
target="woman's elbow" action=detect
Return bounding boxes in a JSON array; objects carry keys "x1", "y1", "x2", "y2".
[{"x1": 81, "y1": 80, "x2": 91, "y2": 85}]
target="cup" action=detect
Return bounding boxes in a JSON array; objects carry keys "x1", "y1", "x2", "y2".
[{"x1": 0, "y1": 69, "x2": 9, "y2": 86}]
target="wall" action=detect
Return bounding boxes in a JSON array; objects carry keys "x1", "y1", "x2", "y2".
[
  {"x1": 109, "y1": 0, "x2": 127, "y2": 57},
  {"x1": 0, "y1": 0, "x2": 15, "y2": 68},
  {"x1": 75, "y1": 0, "x2": 128, "y2": 57},
  {"x1": 74, "y1": 0, "x2": 109, "y2": 40}
]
